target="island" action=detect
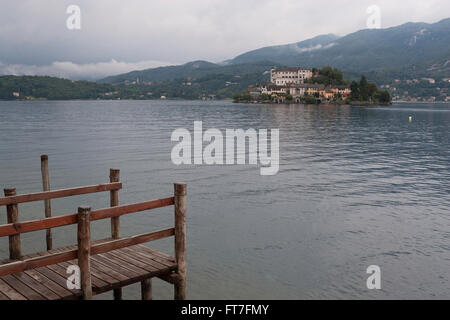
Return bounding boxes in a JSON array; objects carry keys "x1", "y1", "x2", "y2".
[{"x1": 233, "y1": 66, "x2": 392, "y2": 105}]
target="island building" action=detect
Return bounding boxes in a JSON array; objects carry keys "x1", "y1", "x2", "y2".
[
  {"x1": 270, "y1": 67, "x2": 313, "y2": 85},
  {"x1": 258, "y1": 67, "x2": 351, "y2": 102}
]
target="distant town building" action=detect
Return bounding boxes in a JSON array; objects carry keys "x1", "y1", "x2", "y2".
[
  {"x1": 421, "y1": 78, "x2": 436, "y2": 84},
  {"x1": 249, "y1": 87, "x2": 262, "y2": 98},
  {"x1": 270, "y1": 67, "x2": 312, "y2": 85},
  {"x1": 12, "y1": 92, "x2": 20, "y2": 97},
  {"x1": 261, "y1": 83, "x2": 350, "y2": 101}
]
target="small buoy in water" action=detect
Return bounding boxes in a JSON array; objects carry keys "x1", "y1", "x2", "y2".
[{"x1": 409, "y1": 116, "x2": 413, "y2": 122}]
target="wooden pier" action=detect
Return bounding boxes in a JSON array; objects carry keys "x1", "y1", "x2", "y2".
[{"x1": 0, "y1": 160, "x2": 187, "y2": 300}]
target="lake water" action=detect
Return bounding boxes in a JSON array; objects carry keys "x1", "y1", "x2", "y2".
[{"x1": 0, "y1": 100, "x2": 449, "y2": 299}]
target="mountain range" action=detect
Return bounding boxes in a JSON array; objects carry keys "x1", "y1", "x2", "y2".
[{"x1": 100, "y1": 18, "x2": 450, "y2": 85}]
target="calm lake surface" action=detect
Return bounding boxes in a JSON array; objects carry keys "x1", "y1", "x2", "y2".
[{"x1": 0, "y1": 100, "x2": 449, "y2": 299}]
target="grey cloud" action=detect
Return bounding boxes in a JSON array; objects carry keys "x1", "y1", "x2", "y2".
[
  {"x1": 0, "y1": 0, "x2": 448, "y2": 79},
  {"x1": 0, "y1": 59, "x2": 175, "y2": 80}
]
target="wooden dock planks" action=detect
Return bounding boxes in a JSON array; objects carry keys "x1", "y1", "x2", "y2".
[{"x1": 0, "y1": 244, "x2": 176, "y2": 300}]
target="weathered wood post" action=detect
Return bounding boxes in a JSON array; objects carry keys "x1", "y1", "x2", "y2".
[
  {"x1": 77, "y1": 206, "x2": 92, "y2": 300},
  {"x1": 141, "y1": 278, "x2": 152, "y2": 300},
  {"x1": 174, "y1": 183, "x2": 187, "y2": 300},
  {"x1": 109, "y1": 168, "x2": 122, "y2": 300},
  {"x1": 40, "y1": 154, "x2": 53, "y2": 250},
  {"x1": 4, "y1": 188, "x2": 21, "y2": 260}
]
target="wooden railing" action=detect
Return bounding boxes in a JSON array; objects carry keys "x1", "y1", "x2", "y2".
[{"x1": 0, "y1": 168, "x2": 187, "y2": 300}]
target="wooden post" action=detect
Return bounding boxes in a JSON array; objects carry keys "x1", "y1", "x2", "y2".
[
  {"x1": 110, "y1": 169, "x2": 120, "y2": 238},
  {"x1": 141, "y1": 278, "x2": 152, "y2": 300},
  {"x1": 109, "y1": 168, "x2": 122, "y2": 300},
  {"x1": 40, "y1": 154, "x2": 52, "y2": 250},
  {"x1": 77, "y1": 206, "x2": 92, "y2": 300},
  {"x1": 174, "y1": 183, "x2": 187, "y2": 300},
  {"x1": 4, "y1": 188, "x2": 21, "y2": 260}
]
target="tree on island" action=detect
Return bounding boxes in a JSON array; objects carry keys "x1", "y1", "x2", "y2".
[
  {"x1": 348, "y1": 75, "x2": 391, "y2": 103},
  {"x1": 307, "y1": 66, "x2": 347, "y2": 86}
]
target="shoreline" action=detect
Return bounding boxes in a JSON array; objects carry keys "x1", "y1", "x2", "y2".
[
  {"x1": 1, "y1": 98, "x2": 448, "y2": 105},
  {"x1": 233, "y1": 100, "x2": 393, "y2": 107}
]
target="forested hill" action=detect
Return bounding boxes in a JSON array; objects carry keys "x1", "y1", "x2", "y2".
[
  {"x1": 0, "y1": 73, "x2": 270, "y2": 100},
  {"x1": 0, "y1": 76, "x2": 115, "y2": 100}
]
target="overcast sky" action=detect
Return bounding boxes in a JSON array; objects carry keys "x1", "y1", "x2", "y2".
[{"x1": 0, "y1": 0, "x2": 448, "y2": 79}]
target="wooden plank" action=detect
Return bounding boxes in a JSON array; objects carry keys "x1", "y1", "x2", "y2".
[
  {"x1": 1, "y1": 274, "x2": 45, "y2": 300},
  {"x1": 131, "y1": 245, "x2": 175, "y2": 264},
  {"x1": 0, "y1": 290, "x2": 8, "y2": 300},
  {"x1": 12, "y1": 272, "x2": 60, "y2": 300},
  {"x1": 92, "y1": 254, "x2": 141, "y2": 279},
  {"x1": 120, "y1": 247, "x2": 173, "y2": 270},
  {"x1": 158, "y1": 273, "x2": 180, "y2": 285},
  {"x1": 0, "y1": 182, "x2": 122, "y2": 206},
  {"x1": 92, "y1": 197, "x2": 174, "y2": 225},
  {"x1": 58, "y1": 261, "x2": 108, "y2": 290},
  {"x1": 33, "y1": 247, "x2": 81, "y2": 299},
  {"x1": 118, "y1": 247, "x2": 169, "y2": 269},
  {"x1": 90, "y1": 259, "x2": 128, "y2": 282},
  {"x1": 125, "y1": 245, "x2": 175, "y2": 268},
  {"x1": 46, "y1": 261, "x2": 109, "y2": 292},
  {"x1": 107, "y1": 250, "x2": 159, "y2": 273},
  {"x1": 142, "y1": 246, "x2": 174, "y2": 260},
  {"x1": 0, "y1": 197, "x2": 174, "y2": 237},
  {"x1": 35, "y1": 266, "x2": 81, "y2": 298},
  {"x1": 98, "y1": 252, "x2": 149, "y2": 276},
  {"x1": 24, "y1": 269, "x2": 72, "y2": 298},
  {"x1": 0, "y1": 278, "x2": 26, "y2": 300},
  {"x1": 0, "y1": 214, "x2": 77, "y2": 237},
  {"x1": 89, "y1": 254, "x2": 174, "y2": 295},
  {"x1": 60, "y1": 260, "x2": 117, "y2": 285},
  {"x1": 90, "y1": 228, "x2": 175, "y2": 256},
  {"x1": 0, "y1": 248, "x2": 77, "y2": 277}
]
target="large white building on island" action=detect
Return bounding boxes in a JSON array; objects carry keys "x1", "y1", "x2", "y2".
[{"x1": 270, "y1": 67, "x2": 313, "y2": 85}]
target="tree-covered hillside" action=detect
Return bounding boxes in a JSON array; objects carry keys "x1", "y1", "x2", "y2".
[
  {"x1": 0, "y1": 76, "x2": 115, "y2": 100},
  {"x1": 0, "y1": 72, "x2": 270, "y2": 100}
]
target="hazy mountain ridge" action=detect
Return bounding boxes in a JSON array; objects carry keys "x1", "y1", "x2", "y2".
[
  {"x1": 100, "y1": 60, "x2": 280, "y2": 84},
  {"x1": 231, "y1": 18, "x2": 450, "y2": 74},
  {"x1": 231, "y1": 34, "x2": 341, "y2": 64},
  {"x1": 99, "y1": 18, "x2": 449, "y2": 85}
]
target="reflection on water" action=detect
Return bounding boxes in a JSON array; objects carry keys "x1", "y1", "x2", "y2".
[{"x1": 0, "y1": 100, "x2": 449, "y2": 299}]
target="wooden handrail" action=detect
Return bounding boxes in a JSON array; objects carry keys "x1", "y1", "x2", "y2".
[
  {"x1": 0, "y1": 249, "x2": 78, "y2": 277},
  {"x1": 0, "y1": 197, "x2": 175, "y2": 237},
  {"x1": 0, "y1": 182, "x2": 122, "y2": 206},
  {"x1": 0, "y1": 228, "x2": 175, "y2": 277},
  {"x1": 91, "y1": 228, "x2": 175, "y2": 255}
]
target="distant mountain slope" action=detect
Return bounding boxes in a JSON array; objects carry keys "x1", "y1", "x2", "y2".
[
  {"x1": 232, "y1": 34, "x2": 341, "y2": 64},
  {"x1": 231, "y1": 18, "x2": 450, "y2": 76},
  {"x1": 99, "y1": 18, "x2": 449, "y2": 85},
  {"x1": 100, "y1": 60, "x2": 281, "y2": 84}
]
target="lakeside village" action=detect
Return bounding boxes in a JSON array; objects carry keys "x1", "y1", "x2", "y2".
[{"x1": 233, "y1": 66, "x2": 392, "y2": 105}]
